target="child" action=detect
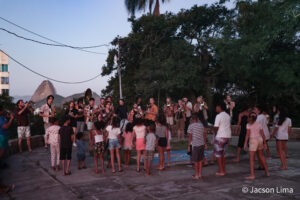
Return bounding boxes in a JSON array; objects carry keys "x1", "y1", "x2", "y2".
[
  {"x1": 123, "y1": 123, "x2": 134, "y2": 167},
  {"x1": 106, "y1": 117, "x2": 122, "y2": 173},
  {"x1": 271, "y1": 108, "x2": 291, "y2": 170},
  {"x1": 244, "y1": 112, "x2": 270, "y2": 179},
  {"x1": 59, "y1": 116, "x2": 74, "y2": 176},
  {"x1": 133, "y1": 118, "x2": 147, "y2": 172},
  {"x1": 45, "y1": 117, "x2": 60, "y2": 171},
  {"x1": 166, "y1": 130, "x2": 172, "y2": 167},
  {"x1": 76, "y1": 132, "x2": 87, "y2": 170},
  {"x1": 187, "y1": 114, "x2": 206, "y2": 179},
  {"x1": 145, "y1": 123, "x2": 156, "y2": 176},
  {"x1": 93, "y1": 121, "x2": 107, "y2": 174}
]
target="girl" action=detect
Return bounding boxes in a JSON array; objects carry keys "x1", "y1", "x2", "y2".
[
  {"x1": 133, "y1": 118, "x2": 147, "y2": 172},
  {"x1": 244, "y1": 112, "x2": 269, "y2": 179},
  {"x1": 271, "y1": 108, "x2": 291, "y2": 170},
  {"x1": 76, "y1": 132, "x2": 87, "y2": 170},
  {"x1": 45, "y1": 118, "x2": 60, "y2": 171},
  {"x1": 123, "y1": 123, "x2": 134, "y2": 167},
  {"x1": 175, "y1": 99, "x2": 186, "y2": 141},
  {"x1": 155, "y1": 115, "x2": 169, "y2": 170},
  {"x1": 166, "y1": 129, "x2": 172, "y2": 167},
  {"x1": 93, "y1": 121, "x2": 107, "y2": 174},
  {"x1": 106, "y1": 117, "x2": 122, "y2": 173}
]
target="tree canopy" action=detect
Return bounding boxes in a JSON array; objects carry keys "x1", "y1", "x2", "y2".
[{"x1": 102, "y1": 0, "x2": 300, "y2": 124}]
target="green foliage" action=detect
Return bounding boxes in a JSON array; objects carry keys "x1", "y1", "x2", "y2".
[{"x1": 104, "y1": 0, "x2": 300, "y2": 125}]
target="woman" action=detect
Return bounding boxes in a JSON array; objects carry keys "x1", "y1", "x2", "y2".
[
  {"x1": 243, "y1": 112, "x2": 269, "y2": 179},
  {"x1": 102, "y1": 102, "x2": 113, "y2": 125},
  {"x1": 175, "y1": 99, "x2": 185, "y2": 141},
  {"x1": 155, "y1": 115, "x2": 169, "y2": 170},
  {"x1": 133, "y1": 118, "x2": 146, "y2": 172},
  {"x1": 65, "y1": 101, "x2": 78, "y2": 147},
  {"x1": 271, "y1": 108, "x2": 291, "y2": 170},
  {"x1": 233, "y1": 107, "x2": 250, "y2": 163}
]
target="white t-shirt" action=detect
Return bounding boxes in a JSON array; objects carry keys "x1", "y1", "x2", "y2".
[
  {"x1": 133, "y1": 125, "x2": 146, "y2": 139},
  {"x1": 275, "y1": 118, "x2": 292, "y2": 140},
  {"x1": 185, "y1": 102, "x2": 193, "y2": 117},
  {"x1": 256, "y1": 114, "x2": 270, "y2": 140},
  {"x1": 94, "y1": 135, "x2": 103, "y2": 143},
  {"x1": 214, "y1": 111, "x2": 232, "y2": 138},
  {"x1": 106, "y1": 125, "x2": 121, "y2": 140}
]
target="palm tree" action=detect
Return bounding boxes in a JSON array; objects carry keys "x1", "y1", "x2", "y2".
[{"x1": 125, "y1": 0, "x2": 169, "y2": 16}]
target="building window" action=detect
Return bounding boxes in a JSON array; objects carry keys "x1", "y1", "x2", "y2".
[
  {"x1": 1, "y1": 89, "x2": 9, "y2": 95},
  {"x1": 1, "y1": 64, "x2": 8, "y2": 72},
  {"x1": 1, "y1": 77, "x2": 9, "y2": 84}
]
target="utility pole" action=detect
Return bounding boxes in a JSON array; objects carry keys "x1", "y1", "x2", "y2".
[{"x1": 116, "y1": 36, "x2": 123, "y2": 99}]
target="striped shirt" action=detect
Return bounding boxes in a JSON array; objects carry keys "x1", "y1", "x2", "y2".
[{"x1": 187, "y1": 121, "x2": 205, "y2": 147}]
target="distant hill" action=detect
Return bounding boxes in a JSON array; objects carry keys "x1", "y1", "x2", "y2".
[
  {"x1": 31, "y1": 80, "x2": 56, "y2": 102},
  {"x1": 12, "y1": 95, "x2": 31, "y2": 103}
]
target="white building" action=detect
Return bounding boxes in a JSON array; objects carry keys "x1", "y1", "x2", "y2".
[{"x1": 0, "y1": 51, "x2": 9, "y2": 95}]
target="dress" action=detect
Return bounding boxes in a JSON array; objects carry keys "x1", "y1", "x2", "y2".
[{"x1": 237, "y1": 115, "x2": 248, "y2": 148}]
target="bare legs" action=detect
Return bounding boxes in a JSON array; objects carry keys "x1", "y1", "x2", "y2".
[
  {"x1": 277, "y1": 141, "x2": 288, "y2": 170},
  {"x1": 94, "y1": 153, "x2": 104, "y2": 173},
  {"x1": 158, "y1": 146, "x2": 165, "y2": 170},
  {"x1": 193, "y1": 161, "x2": 202, "y2": 179},
  {"x1": 18, "y1": 137, "x2": 32, "y2": 153},
  {"x1": 216, "y1": 153, "x2": 226, "y2": 176},
  {"x1": 233, "y1": 147, "x2": 242, "y2": 163},
  {"x1": 136, "y1": 150, "x2": 146, "y2": 172},
  {"x1": 245, "y1": 150, "x2": 269, "y2": 179},
  {"x1": 110, "y1": 149, "x2": 122, "y2": 173},
  {"x1": 124, "y1": 150, "x2": 131, "y2": 167},
  {"x1": 62, "y1": 160, "x2": 71, "y2": 175}
]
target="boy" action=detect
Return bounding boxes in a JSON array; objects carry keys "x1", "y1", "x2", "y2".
[
  {"x1": 188, "y1": 114, "x2": 206, "y2": 179},
  {"x1": 59, "y1": 116, "x2": 74, "y2": 176},
  {"x1": 76, "y1": 132, "x2": 88, "y2": 170},
  {"x1": 145, "y1": 123, "x2": 156, "y2": 176}
]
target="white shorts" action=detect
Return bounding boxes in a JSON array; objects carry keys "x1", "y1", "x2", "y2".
[
  {"x1": 17, "y1": 126, "x2": 31, "y2": 138},
  {"x1": 87, "y1": 122, "x2": 94, "y2": 131},
  {"x1": 166, "y1": 117, "x2": 174, "y2": 126}
]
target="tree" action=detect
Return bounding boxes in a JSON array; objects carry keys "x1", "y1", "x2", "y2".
[{"x1": 125, "y1": 0, "x2": 170, "y2": 16}]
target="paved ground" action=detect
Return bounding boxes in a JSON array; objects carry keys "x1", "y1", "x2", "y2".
[{"x1": 0, "y1": 137, "x2": 299, "y2": 200}]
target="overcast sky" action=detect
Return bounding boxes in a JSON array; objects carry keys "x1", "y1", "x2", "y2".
[{"x1": 0, "y1": 0, "x2": 233, "y2": 97}]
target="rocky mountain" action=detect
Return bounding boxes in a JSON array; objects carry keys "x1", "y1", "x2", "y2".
[{"x1": 31, "y1": 80, "x2": 57, "y2": 102}]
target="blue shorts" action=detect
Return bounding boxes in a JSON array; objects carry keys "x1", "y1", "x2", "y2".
[
  {"x1": 109, "y1": 139, "x2": 120, "y2": 150},
  {"x1": 77, "y1": 153, "x2": 86, "y2": 161}
]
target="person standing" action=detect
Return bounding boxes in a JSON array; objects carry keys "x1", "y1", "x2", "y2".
[
  {"x1": 115, "y1": 99, "x2": 128, "y2": 132},
  {"x1": 155, "y1": 115, "x2": 169, "y2": 171},
  {"x1": 14, "y1": 100, "x2": 33, "y2": 153},
  {"x1": 65, "y1": 101, "x2": 78, "y2": 147},
  {"x1": 183, "y1": 97, "x2": 193, "y2": 136},
  {"x1": 254, "y1": 105, "x2": 271, "y2": 158},
  {"x1": 213, "y1": 102, "x2": 232, "y2": 176},
  {"x1": 194, "y1": 96, "x2": 208, "y2": 121},
  {"x1": 233, "y1": 107, "x2": 250, "y2": 163},
  {"x1": 271, "y1": 108, "x2": 291, "y2": 170},
  {"x1": 175, "y1": 99, "x2": 185, "y2": 141},
  {"x1": 0, "y1": 106, "x2": 14, "y2": 194},
  {"x1": 145, "y1": 98, "x2": 158, "y2": 122},
  {"x1": 76, "y1": 100, "x2": 85, "y2": 133},
  {"x1": 45, "y1": 118, "x2": 60, "y2": 171},
  {"x1": 84, "y1": 98, "x2": 97, "y2": 146},
  {"x1": 224, "y1": 95, "x2": 235, "y2": 118},
  {"x1": 188, "y1": 114, "x2": 207, "y2": 179},
  {"x1": 40, "y1": 95, "x2": 56, "y2": 149},
  {"x1": 163, "y1": 97, "x2": 175, "y2": 136}
]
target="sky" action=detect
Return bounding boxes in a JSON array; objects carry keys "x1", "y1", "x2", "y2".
[{"x1": 0, "y1": 0, "x2": 233, "y2": 97}]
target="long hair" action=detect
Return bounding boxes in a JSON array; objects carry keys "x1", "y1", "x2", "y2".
[{"x1": 278, "y1": 108, "x2": 288, "y2": 126}]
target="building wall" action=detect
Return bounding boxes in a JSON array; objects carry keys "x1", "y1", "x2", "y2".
[{"x1": 0, "y1": 51, "x2": 9, "y2": 95}]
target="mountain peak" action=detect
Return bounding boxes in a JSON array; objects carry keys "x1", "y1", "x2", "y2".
[{"x1": 31, "y1": 80, "x2": 57, "y2": 102}]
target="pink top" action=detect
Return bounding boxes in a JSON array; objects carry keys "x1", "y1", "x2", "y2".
[
  {"x1": 45, "y1": 125, "x2": 60, "y2": 145},
  {"x1": 123, "y1": 131, "x2": 134, "y2": 147},
  {"x1": 247, "y1": 122, "x2": 263, "y2": 139}
]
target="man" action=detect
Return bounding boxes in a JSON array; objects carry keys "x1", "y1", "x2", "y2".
[
  {"x1": 0, "y1": 105, "x2": 14, "y2": 194},
  {"x1": 98, "y1": 97, "x2": 105, "y2": 112},
  {"x1": 213, "y1": 102, "x2": 232, "y2": 176},
  {"x1": 183, "y1": 97, "x2": 193, "y2": 136},
  {"x1": 145, "y1": 98, "x2": 158, "y2": 122},
  {"x1": 84, "y1": 98, "x2": 97, "y2": 146},
  {"x1": 194, "y1": 96, "x2": 209, "y2": 121},
  {"x1": 163, "y1": 97, "x2": 175, "y2": 135},
  {"x1": 40, "y1": 95, "x2": 56, "y2": 148},
  {"x1": 224, "y1": 95, "x2": 235, "y2": 118},
  {"x1": 76, "y1": 100, "x2": 85, "y2": 133},
  {"x1": 14, "y1": 100, "x2": 33, "y2": 153},
  {"x1": 115, "y1": 99, "x2": 128, "y2": 132},
  {"x1": 188, "y1": 114, "x2": 207, "y2": 179}
]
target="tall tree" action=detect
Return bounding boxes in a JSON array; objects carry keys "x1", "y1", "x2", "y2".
[{"x1": 125, "y1": 0, "x2": 170, "y2": 16}]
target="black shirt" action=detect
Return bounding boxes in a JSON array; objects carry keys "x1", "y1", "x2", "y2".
[
  {"x1": 77, "y1": 106, "x2": 84, "y2": 122},
  {"x1": 65, "y1": 108, "x2": 78, "y2": 126},
  {"x1": 59, "y1": 126, "x2": 74, "y2": 148},
  {"x1": 115, "y1": 105, "x2": 128, "y2": 120},
  {"x1": 14, "y1": 107, "x2": 30, "y2": 126}
]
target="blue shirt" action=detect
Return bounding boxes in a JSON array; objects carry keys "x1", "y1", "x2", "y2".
[
  {"x1": 0, "y1": 116, "x2": 9, "y2": 136},
  {"x1": 77, "y1": 140, "x2": 87, "y2": 155}
]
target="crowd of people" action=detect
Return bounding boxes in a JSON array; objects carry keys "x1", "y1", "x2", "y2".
[{"x1": 0, "y1": 93, "x2": 293, "y2": 192}]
